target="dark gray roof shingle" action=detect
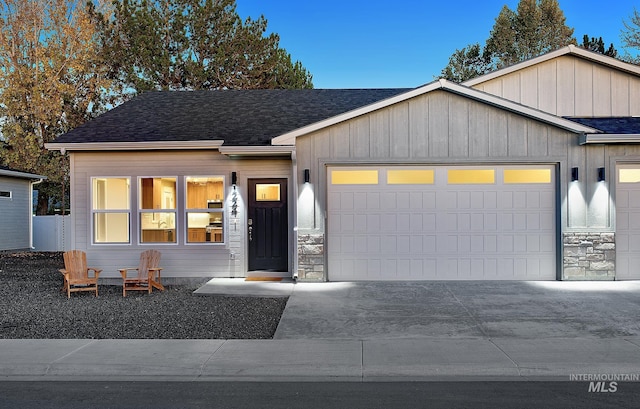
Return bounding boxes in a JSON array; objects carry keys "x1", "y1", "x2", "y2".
[
  {"x1": 565, "y1": 117, "x2": 640, "y2": 134},
  {"x1": 53, "y1": 89, "x2": 412, "y2": 146}
]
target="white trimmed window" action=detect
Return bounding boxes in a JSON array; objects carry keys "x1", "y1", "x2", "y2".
[
  {"x1": 139, "y1": 177, "x2": 177, "y2": 244},
  {"x1": 185, "y1": 176, "x2": 225, "y2": 244},
  {"x1": 92, "y1": 177, "x2": 130, "y2": 244},
  {"x1": 0, "y1": 191, "x2": 11, "y2": 199}
]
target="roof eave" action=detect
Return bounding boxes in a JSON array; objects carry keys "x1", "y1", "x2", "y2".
[
  {"x1": 219, "y1": 145, "x2": 294, "y2": 158},
  {"x1": 579, "y1": 134, "x2": 640, "y2": 145},
  {"x1": 0, "y1": 169, "x2": 46, "y2": 180},
  {"x1": 45, "y1": 140, "x2": 225, "y2": 152}
]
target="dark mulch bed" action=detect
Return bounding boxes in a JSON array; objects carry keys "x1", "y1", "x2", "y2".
[{"x1": 0, "y1": 252, "x2": 288, "y2": 339}]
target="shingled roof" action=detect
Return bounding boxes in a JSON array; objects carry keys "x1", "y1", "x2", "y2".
[
  {"x1": 565, "y1": 117, "x2": 640, "y2": 134},
  {"x1": 53, "y1": 88, "x2": 412, "y2": 146}
]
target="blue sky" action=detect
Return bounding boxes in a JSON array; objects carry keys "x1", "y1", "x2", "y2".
[{"x1": 235, "y1": 0, "x2": 639, "y2": 89}]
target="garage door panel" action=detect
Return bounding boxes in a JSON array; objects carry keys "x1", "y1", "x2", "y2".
[
  {"x1": 410, "y1": 214, "x2": 424, "y2": 232},
  {"x1": 631, "y1": 212, "x2": 640, "y2": 229},
  {"x1": 340, "y1": 192, "x2": 354, "y2": 209},
  {"x1": 513, "y1": 214, "x2": 527, "y2": 230},
  {"x1": 438, "y1": 213, "x2": 458, "y2": 231},
  {"x1": 397, "y1": 214, "x2": 411, "y2": 231},
  {"x1": 381, "y1": 214, "x2": 397, "y2": 231},
  {"x1": 367, "y1": 236, "x2": 381, "y2": 253},
  {"x1": 471, "y1": 213, "x2": 485, "y2": 230},
  {"x1": 458, "y1": 236, "x2": 471, "y2": 253},
  {"x1": 484, "y1": 213, "x2": 497, "y2": 231},
  {"x1": 527, "y1": 213, "x2": 540, "y2": 230},
  {"x1": 341, "y1": 214, "x2": 354, "y2": 231},
  {"x1": 366, "y1": 192, "x2": 380, "y2": 209},
  {"x1": 499, "y1": 214, "x2": 513, "y2": 230},
  {"x1": 397, "y1": 192, "x2": 410, "y2": 209},
  {"x1": 366, "y1": 214, "x2": 381, "y2": 232},
  {"x1": 484, "y1": 235, "x2": 497, "y2": 252},
  {"x1": 458, "y1": 191, "x2": 471, "y2": 208},
  {"x1": 458, "y1": 214, "x2": 471, "y2": 230},
  {"x1": 630, "y1": 191, "x2": 640, "y2": 205},
  {"x1": 328, "y1": 165, "x2": 555, "y2": 280},
  {"x1": 424, "y1": 214, "x2": 436, "y2": 230},
  {"x1": 513, "y1": 191, "x2": 528, "y2": 208},
  {"x1": 499, "y1": 235, "x2": 514, "y2": 252},
  {"x1": 470, "y1": 235, "x2": 485, "y2": 252},
  {"x1": 382, "y1": 235, "x2": 397, "y2": 253},
  {"x1": 423, "y1": 192, "x2": 436, "y2": 208},
  {"x1": 381, "y1": 192, "x2": 399, "y2": 209},
  {"x1": 424, "y1": 235, "x2": 437, "y2": 252},
  {"x1": 410, "y1": 235, "x2": 423, "y2": 253}
]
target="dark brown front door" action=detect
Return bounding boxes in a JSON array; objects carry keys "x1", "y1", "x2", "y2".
[{"x1": 248, "y1": 178, "x2": 288, "y2": 271}]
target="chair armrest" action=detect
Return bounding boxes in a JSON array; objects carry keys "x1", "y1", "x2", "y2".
[
  {"x1": 118, "y1": 268, "x2": 138, "y2": 279},
  {"x1": 87, "y1": 267, "x2": 102, "y2": 278}
]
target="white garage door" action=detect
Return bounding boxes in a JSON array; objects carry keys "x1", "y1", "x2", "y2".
[
  {"x1": 616, "y1": 165, "x2": 640, "y2": 280},
  {"x1": 327, "y1": 165, "x2": 556, "y2": 280}
]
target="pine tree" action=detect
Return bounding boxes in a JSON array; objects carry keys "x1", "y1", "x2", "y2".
[
  {"x1": 441, "y1": 0, "x2": 576, "y2": 81},
  {"x1": 91, "y1": 0, "x2": 313, "y2": 94}
]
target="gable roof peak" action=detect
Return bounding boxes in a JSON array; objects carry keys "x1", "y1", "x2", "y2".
[{"x1": 463, "y1": 45, "x2": 640, "y2": 87}]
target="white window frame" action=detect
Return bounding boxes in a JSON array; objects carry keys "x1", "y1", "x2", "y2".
[
  {"x1": 138, "y1": 176, "x2": 178, "y2": 245},
  {"x1": 91, "y1": 177, "x2": 131, "y2": 245},
  {"x1": 0, "y1": 191, "x2": 11, "y2": 199},
  {"x1": 185, "y1": 175, "x2": 226, "y2": 245}
]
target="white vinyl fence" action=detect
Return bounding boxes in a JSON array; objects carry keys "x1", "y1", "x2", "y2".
[{"x1": 33, "y1": 215, "x2": 71, "y2": 251}]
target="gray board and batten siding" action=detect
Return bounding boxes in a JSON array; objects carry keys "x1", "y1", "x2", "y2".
[
  {"x1": 69, "y1": 150, "x2": 292, "y2": 280},
  {"x1": 465, "y1": 51, "x2": 640, "y2": 118}
]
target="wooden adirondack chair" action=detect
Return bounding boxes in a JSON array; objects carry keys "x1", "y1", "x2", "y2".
[
  {"x1": 59, "y1": 250, "x2": 102, "y2": 298},
  {"x1": 119, "y1": 250, "x2": 165, "y2": 297}
]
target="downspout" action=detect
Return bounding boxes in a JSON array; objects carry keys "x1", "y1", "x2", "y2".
[
  {"x1": 291, "y1": 149, "x2": 299, "y2": 281},
  {"x1": 30, "y1": 178, "x2": 45, "y2": 250}
]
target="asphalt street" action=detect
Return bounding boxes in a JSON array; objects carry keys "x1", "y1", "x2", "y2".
[{"x1": 1, "y1": 381, "x2": 639, "y2": 409}]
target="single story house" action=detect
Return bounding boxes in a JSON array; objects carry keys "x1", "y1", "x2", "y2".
[
  {"x1": 0, "y1": 166, "x2": 45, "y2": 251},
  {"x1": 47, "y1": 45, "x2": 640, "y2": 281}
]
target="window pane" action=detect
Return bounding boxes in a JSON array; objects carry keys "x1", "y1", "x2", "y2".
[
  {"x1": 448, "y1": 169, "x2": 495, "y2": 184},
  {"x1": 186, "y1": 177, "x2": 224, "y2": 209},
  {"x1": 140, "y1": 212, "x2": 176, "y2": 243},
  {"x1": 0, "y1": 191, "x2": 10, "y2": 198},
  {"x1": 93, "y1": 178, "x2": 129, "y2": 210},
  {"x1": 256, "y1": 184, "x2": 281, "y2": 201},
  {"x1": 140, "y1": 177, "x2": 176, "y2": 209},
  {"x1": 387, "y1": 169, "x2": 434, "y2": 184},
  {"x1": 331, "y1": 170, "x2": 379, "y2": 185},
  {"x1": 504, "y1": 169, "x2": 551, "y2": 184},
  {"x1": 94, "y1": 213, "x2": 129, "y2": 243},
  {"x1": 619, "y1": 169, "x2": 640, "y2": 183},
  {"x1": 187, "y1": 212, "x2": 224, "y2": 243}
]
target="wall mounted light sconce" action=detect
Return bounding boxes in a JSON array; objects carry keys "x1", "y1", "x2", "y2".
[
  {"x1": 571, "y1": 167, "x2": 579, "y2": 182},
  {"x1": 231, "y1": 171, "x2": 237, "y2": 187},
  {"x1": 597, "y1": 167, "x2": 606, "y2": 182},
  {"x1": 304, "y1": 168, "x2": 310, "y2": 184}
]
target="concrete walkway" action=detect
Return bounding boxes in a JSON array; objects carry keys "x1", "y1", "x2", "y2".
[{"x1": 2, "y1": 280, "x2": 640, "y2": 381}]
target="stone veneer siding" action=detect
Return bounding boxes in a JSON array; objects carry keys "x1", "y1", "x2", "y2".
[
  {"x1": 297, "y1": 234, "x2": 325, "y2": 281},
  {"x1": 563, "y1": 232, "x2": 615, "y2": 280}
]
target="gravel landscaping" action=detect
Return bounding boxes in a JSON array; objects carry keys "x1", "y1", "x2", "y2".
[{"x1": 0, "y1": 252, "x2": 288, "y2": 339}]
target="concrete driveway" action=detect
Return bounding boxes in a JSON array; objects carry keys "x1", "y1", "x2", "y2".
[{"x1": 197, "y1": 279, "x2": 640, "y2": 340}]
